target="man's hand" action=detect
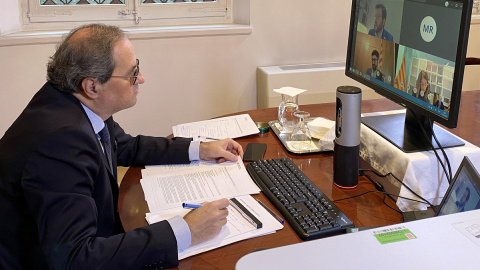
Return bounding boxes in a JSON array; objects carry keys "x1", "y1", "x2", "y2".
[
  {"x1": 199, "y1": 138, "x2": 243, "y2": 163},
  {"x1": 183, "y1": 199, "x2": 230, "y2": 246}
]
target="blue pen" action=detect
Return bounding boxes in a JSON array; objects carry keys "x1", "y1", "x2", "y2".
[{"x1": 182, "y1": 203, "x2": 202, "y2": 209}]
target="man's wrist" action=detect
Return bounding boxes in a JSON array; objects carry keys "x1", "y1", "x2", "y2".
[
  {"x1": 188, "y1": 141, "x2": 201, "y2": 161},
  {"x1": 167, "y1": 216, "x2": 192, "y2": 251}
]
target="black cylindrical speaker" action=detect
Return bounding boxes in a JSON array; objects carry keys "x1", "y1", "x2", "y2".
[{"x1": 334, "y1": 86, "x2": 361, "y2": 189}]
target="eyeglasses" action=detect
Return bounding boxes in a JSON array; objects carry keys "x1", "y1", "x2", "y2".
[{"x1": 110, "y1": 59, "x2": 140, "y2": 85}]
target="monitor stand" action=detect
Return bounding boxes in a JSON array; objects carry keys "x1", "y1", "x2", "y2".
[{"x1": 361, "y1": 111, "x2": 465, "y2": 153}]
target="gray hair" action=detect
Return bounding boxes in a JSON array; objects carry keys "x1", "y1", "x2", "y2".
[{"x1": 47, "y1": 24, "x2": 125, "y2": 93}]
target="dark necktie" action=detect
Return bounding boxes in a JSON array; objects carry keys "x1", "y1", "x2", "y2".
[{"x1": 98, "y1": 125, "x2": 113, "y2": 172}]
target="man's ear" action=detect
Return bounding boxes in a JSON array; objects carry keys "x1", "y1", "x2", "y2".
[{"x1": 81, "y1": 77, "x2": 99, "y2": 99}]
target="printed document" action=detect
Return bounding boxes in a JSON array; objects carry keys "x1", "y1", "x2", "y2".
[
  {"x1": 172, "y1": 114, "x2": 259, "y2": 139},
  {"x1": 141, "y1": 161, "x2": 283, "y2": 260},
  {"x1": 146, "y1": 195, "x2": 284, "y2": 260},
  {"x1": 140, "y1": 161, "x2": 260, "y2": 212},
  {"x1": 142, "y1": 160, "x2": 222, "y2": 178}
]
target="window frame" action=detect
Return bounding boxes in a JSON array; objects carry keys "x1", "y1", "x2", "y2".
[
  {"x1": 139, "y1": 0, "x2": 230, "y2": 22},
  {"x1": 22, "y1": 0, "x2": 232, "y2": 30}
]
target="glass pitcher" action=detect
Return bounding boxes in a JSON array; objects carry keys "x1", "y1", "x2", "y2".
[{"x1": 278, "y1": 94, "x2": 299, "y2": 132}]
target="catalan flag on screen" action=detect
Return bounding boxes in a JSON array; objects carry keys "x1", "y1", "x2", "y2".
[{"x1": 395, "y1": 55, "x2": 406, "y2": 91}]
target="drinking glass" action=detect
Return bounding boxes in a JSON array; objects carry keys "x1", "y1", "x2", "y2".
[{"x1": 290, "y1": 111, "x2": 313, "y2": 151}]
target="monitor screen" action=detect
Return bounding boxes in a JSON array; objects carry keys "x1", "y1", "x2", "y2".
[
  {"x1": 437, "y1": 157, "x2": 480, "y2": 216},
  {"x1": 345, "y1": 0, "x2": 472, "y2": 152}
]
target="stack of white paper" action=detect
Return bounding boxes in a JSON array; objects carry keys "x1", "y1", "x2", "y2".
[
  {"x1": 140, "y1": 161, "x2": 283, "y2": 260},
  {"x1": 172, "y1": 114, "x2": 259, "y2": 139},
  {"x1": 141, "y1": 161, "x2": 260, "y2": 212},
  {"x1": 146, "y1": 195, "x2": 284, "y2": 260}
]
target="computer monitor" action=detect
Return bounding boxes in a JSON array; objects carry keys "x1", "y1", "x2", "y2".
[
  {"x1": 436, "y1": 156, "x2": 480, "y2": 216},
  {"x1": 345, "y1": 0, "x2": 472, "y2": 152}
]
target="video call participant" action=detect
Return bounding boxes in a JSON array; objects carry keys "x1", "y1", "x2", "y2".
[
  {"x1": 366, "y1": 50, "x2": 384, "y2": 81},
  {"x1": 0, "y1": 24, "x2": 243, "y2": 270},
  {"x1": 414, "y1": 70, "x2": 432, "y2": 104},
  {"x1": 433, "y1": 93, "x2": 446, "y2": 110},
  {"x1": 456, "y1": 187, "x2": 471, "y2": 212},
  {"x1": 368, "y1": 3, "x2": 393, "y2": 42}
]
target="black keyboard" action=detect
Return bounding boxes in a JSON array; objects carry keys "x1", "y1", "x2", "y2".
[{"x1": 246, "y1": 157, "x2": 354, "y2": 240}]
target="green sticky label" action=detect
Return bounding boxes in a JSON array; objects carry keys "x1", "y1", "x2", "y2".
[{"x1": 373, "y1": 227, "x2": 417, "y2": 244}]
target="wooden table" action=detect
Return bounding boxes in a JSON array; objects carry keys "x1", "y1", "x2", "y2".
[{"x1": 118, "y1": 91, "x2": 480, "y2": 270}]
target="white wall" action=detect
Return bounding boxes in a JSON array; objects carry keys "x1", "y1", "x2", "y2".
[
  {"x1": 0, "y1": 1, "x2": 478, "y2": 137},
  {"x1": 464, "y1": 22, "x2": 480, "y2": 92},
  {"x1": 0, "y1": 0, "x2": 21, "y2": 35}
]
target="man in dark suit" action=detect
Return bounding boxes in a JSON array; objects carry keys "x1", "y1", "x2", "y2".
[
  {"x1": 366, "y1": 50, "x2": 384, "y2": 82},
  {"x1": 0, "y1": 24, "x2": 243, "y2": 270},
  {"x1": 368, "y1": 3, "x2": 393, "y2": 42}
]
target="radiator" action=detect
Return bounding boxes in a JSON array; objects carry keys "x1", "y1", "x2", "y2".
[{"x1": 256, "y1": 62, "x2": 382, "y2": 109}]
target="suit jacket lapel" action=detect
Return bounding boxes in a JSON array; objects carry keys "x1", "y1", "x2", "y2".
[{"x1": 62, "y1": 87, "x2": 116, "y2": 179}]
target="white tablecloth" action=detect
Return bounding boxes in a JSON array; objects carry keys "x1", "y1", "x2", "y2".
[{"x1": 360, "y1": 110, "x2": 480, "y2": 211}]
